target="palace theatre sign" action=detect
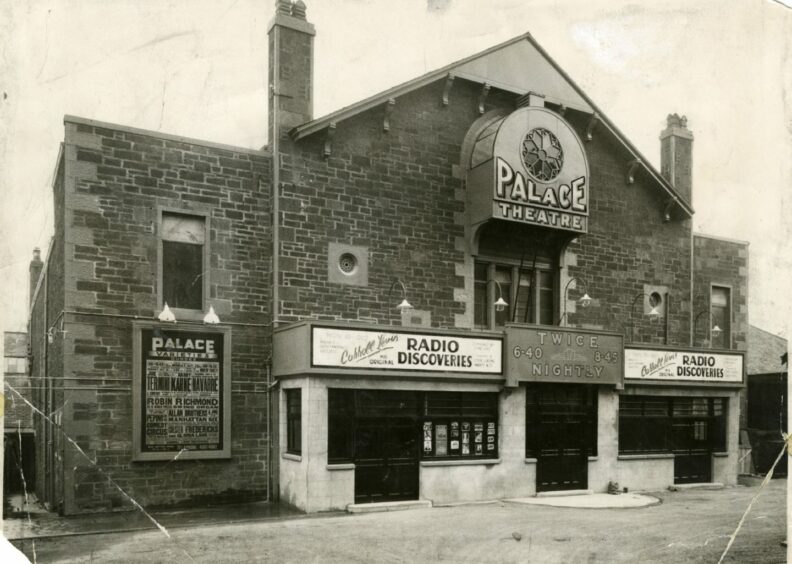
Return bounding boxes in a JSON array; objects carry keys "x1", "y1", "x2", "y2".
[{"x1": 467, "y1": 106, "x2": 590, "y2": 235}]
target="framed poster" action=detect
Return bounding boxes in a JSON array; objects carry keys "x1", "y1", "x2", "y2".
[{"x1": 133, "y1": 322, "x2": 231, "y2": 461}]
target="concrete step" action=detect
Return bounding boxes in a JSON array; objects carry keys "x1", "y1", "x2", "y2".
[
  {"x1": 536, "y1": 489, "x2": 593, "y2": 498},
  {"x1": 347, "y1": 500, "x2": 432, "y2": 514},
  {"x1": 671, "y1": 482, "x2": 724, "y2": 491}
]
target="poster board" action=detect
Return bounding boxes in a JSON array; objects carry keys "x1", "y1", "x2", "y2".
[{"x1": 133, "y1": 322, "x2": 231, "y2": 461}]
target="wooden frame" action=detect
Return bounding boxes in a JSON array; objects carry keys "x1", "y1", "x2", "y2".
[{"x1": 132, "y1": 321, "x2": 231, "y2": 461}]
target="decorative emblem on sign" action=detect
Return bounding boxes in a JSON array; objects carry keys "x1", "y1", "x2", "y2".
[{"x1": 521, "y1": 128, "x2": 564, "y2": 181}]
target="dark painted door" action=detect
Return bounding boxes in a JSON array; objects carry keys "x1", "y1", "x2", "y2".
[
  {"x1": 672, "y1": 418, "x2": 712, "y2": 483},
  {"x1": 529, "y1": 385, "x2": 595, "y2": 492},
  {"x1": 353, "y1": 391, "x2": 419, "y2": 503},
  {"x1": 354, "y1": 417, "x2": 418, "y2": 503}
]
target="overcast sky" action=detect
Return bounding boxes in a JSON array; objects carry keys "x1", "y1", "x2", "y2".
[{"x1": 1, "y1": 0, "x2": 790, "y2": 343}]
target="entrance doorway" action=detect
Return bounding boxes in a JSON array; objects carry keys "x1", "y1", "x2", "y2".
[
  {"x1": 343, "y1": 390, "x2": 420, "y2": 504},
  {"x1": 354, "y1": 416, "x2": 419, "y2": 503},
  {"x1": 526, "y1": 384, "x2": 597, "y2": 492},
  {"x1": 4, "y1": 432, "x2": 36, "y2": 495},
  {"x1": 672, "y1": 399, "x2": 716, "y2": 483}
]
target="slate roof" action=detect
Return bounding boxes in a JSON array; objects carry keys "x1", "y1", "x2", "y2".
[
  {"x1": 747, "y1": 325, "x2": 788, "y2": 375},
  {"x1": 290, "y1": 32, "x2": 693, "y2": 218}
]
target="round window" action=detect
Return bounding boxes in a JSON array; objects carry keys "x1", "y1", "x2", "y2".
[
  {"x1": 521, "y1": 127, "x2": 564, "y2": 182},
  {"x1": 649, "y1": 292, "x2": 663, "y2": 308},
  {"x1": 338, "y1": 253, "x2": 358, "y2": 275}
]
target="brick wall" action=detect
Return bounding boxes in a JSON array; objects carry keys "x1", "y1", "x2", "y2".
[
  {"x1": 563, "y1": 109, "x2": 693, "y2": 345},
  {"x1": 55, "y1": 118, "x2": 273, "y2": 514},
  {"x1": 692, "y1": 234, "x2": 749, "y2": 350},
  {"x1": 276, "y1": 79, "x2": 697, "y2": 347}
]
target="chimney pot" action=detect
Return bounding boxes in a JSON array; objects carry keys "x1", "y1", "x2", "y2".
[
  {"x1": 29, "y1": 247, "x2": 44, "y2": 307},
  {"x1": 276, "y1": 0, "x2": 291, "y2": 16},
  {"x1": 292, "y1": 0, "x2": 307, "y2": 19}
]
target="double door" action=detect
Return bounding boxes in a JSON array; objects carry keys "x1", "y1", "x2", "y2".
[
  {"x1": 352, "y1": 391, "x2": 420, "y2": 504},
  {"x1": 527, "y1": 384, "x2": 597, "y2": 492}
]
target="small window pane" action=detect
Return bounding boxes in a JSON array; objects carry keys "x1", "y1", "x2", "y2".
[
  {"x1": 474, "y1": 263, "x2": 488, "y2": 327},
  {"x1": 162, "y1": 214, "x2": 205, "y2": 244},
  {"x1": 286, "y1": 389, "x2": 302, "y2": 454},
  {"x1": 163, "y1": 241, "x2": 204, "y2": 310}
]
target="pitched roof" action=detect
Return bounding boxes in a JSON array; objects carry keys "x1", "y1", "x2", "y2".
[
  {"x1": 290, "y1": 32, "x2": 693, "y2": 217},
  {"x1": 747, "y1": 325, "x2": 788, "y2": 375}
]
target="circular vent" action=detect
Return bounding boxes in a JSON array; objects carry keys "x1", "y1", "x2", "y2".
[
  {"x1": 521, "y1": 127, "x2": 564, "y2": 182},
  {"x1": 338, "y1": 253, "x2": 358, "y2": 275}
]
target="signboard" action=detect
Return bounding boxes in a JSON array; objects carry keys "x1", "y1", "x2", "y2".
[
  {"x1": 506, "y1": 325, "x2": 623, "y2": 386},
  {"x1": 625, "y1": 348, "x2": 744, "y2": 385},
  {"x1": 311, "y1": 327, "x2": 502, "y2": 374},
  {"x1": 468, "y1": 106, "x2": 589, "y2": 234},
  {"x1": 133, "y1": 323, "x2": 231, "y2": 461}
]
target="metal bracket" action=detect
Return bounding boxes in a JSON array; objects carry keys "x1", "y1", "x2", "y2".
[
  {"x1": 323, "y1": 122, "x2": 337, "y2": 158},
  {"x1": 627, "y1": 158, "x2": 642, "y2": 184},
  {"x1": 442, "y1": 73, "x2": 455, "y2": 106},
  {"x1": 585, "y1": 113, "x2": 600, "y2": 142},
  {"x1": 477, "y1": 83, "x2": 491, "y2": 115},
  {"x1": 383, "y1": 98, "x2": 396, "y2": 132}
]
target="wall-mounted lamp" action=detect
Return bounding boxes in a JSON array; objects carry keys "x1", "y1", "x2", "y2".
[
  {"x1": 203, "y1": 305, "x2": 221, "y2": 325},
  {"x1": 157, "y1": 303, "x2": 177, "y2": 323},
  {"x1": 560, "y1": 277, "x2": 592, "y2": 326},
  {"x1": 386, "y1": 279, "x2": 413, "y2": 325},
  {"x1": 693, "y1": 310, "x2": 722, "y2": 348},
  {"x1": 46, "y1": 318, "x2": 67, "y2": 344},
  {"x1": 489, "y1": 279, "x2": 509, "y2": 313},
  {"x1": 629, "y1": 292, "x2": 661, "y2": 343}
]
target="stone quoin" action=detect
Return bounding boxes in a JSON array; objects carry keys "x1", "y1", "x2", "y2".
[{"x1": 25, "y1": 0, "x2": 747, "y2": 515}]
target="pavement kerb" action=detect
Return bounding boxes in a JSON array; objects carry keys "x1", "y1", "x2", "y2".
[
  {"x1": 6, "y1": 509, "x2": 349, "y2": 542},
  {"x1": 13, "y1": 487, "x2": 730, "y2": 541}
]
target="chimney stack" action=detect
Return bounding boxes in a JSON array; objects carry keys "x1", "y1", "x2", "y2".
[
  {"x1": 29, "y1": 247, "x2": 43, "y2": 306},
  {"x1": 268, "y1": 0, "x2": 315, "y2": 143},
  {"x1": 660, "y1": 114, "x2": 693, "y2": 204}
]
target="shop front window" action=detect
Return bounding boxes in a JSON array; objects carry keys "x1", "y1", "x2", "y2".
[
  {"x1": 327, "y1": 390, "x2": 498, "y2": 463},
  {"x1": 421, "y1": 392, "x2": 499, "y2": 459},
  {"x1": 618, "y1": 396, "x2": 727, "y2": 454}
]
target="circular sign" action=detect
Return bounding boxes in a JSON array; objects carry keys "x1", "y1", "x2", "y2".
[{"x1": 521, "y1": 127, "x2": 564, "y2": 182}]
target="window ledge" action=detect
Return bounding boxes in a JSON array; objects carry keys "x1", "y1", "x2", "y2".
[
  {"x1": 282, "y1": 452, "x2": 302, "y2": 462},
  {"x1": 618, "y1": 453, "x2": 675, "y2": 460},
  {"x1": 421, "y1": 458, "x2": 501, "y2": 467},
  {"x1": 713, "y1": 452, "x2": 729, "y2": 457},
  {"x1": 327, "y1": 463, "x2": 355, "y2": 470},
  {"x1": 525, "y1": 457, "x2": 597, "y2": 463}
]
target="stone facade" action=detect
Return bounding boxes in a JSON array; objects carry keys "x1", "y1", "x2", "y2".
[{"x1": 27, "y1": 1, "x2": 748, "y2": 514}]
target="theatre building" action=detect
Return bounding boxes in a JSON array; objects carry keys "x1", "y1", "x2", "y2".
[{"x1": 28, "y1": 1, "x2": 745, "y2": 515}]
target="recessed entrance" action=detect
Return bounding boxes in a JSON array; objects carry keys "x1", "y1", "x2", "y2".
[{"x1": 526, "y1": 384, "x2": 597, "y2": 492}]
